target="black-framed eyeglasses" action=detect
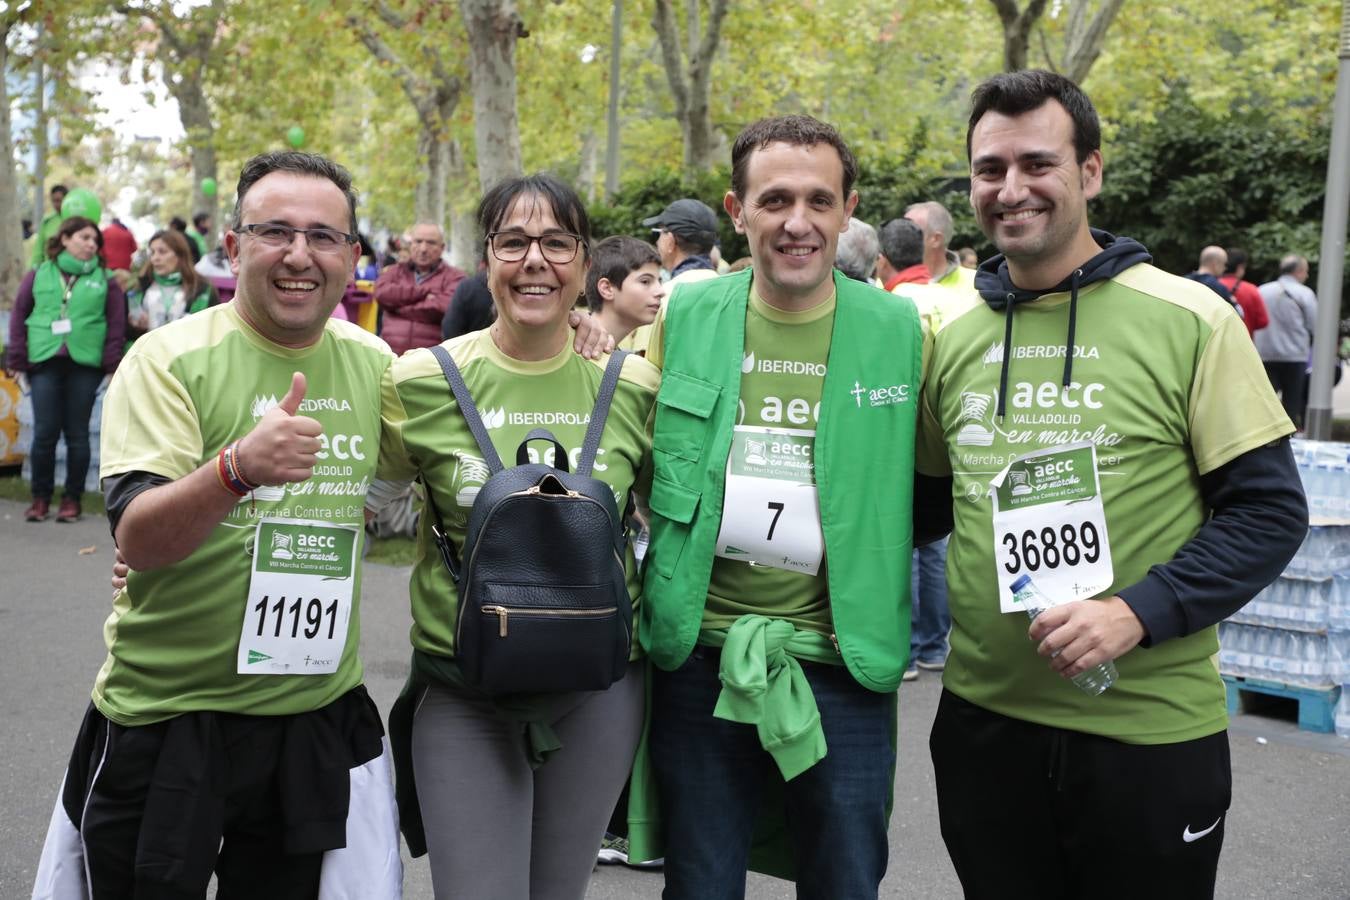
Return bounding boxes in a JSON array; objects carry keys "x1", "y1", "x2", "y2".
[
  {"x1": 234, "y1": 223, "x2": 356, "y2": 254},
  {"x1": 486, "y1": 230, "x2": 583, "y2": 264}
]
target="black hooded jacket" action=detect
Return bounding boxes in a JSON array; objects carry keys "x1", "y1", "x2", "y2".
[{"x1": 952, "y1": 231, "x2": 1307, "y2": 648}]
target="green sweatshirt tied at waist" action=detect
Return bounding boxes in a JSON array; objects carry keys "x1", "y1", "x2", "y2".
[{"x1": 706, "y1": 615, "x2": 835, "y2": 781}]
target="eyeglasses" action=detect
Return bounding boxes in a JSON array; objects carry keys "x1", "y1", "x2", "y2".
[
  {"x1": 487, "y1": 231, "x2": 583, "y2": 264},
  {"x1": 235, "y1": 223, "x2": 356, "y2": 254}
]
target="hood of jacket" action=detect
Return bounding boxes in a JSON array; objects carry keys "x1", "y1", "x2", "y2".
[{"x1": 972, "y1": 228, "x2": 1152, "y2": 417}]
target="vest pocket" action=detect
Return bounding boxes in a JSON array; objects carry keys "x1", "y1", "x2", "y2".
[
  {"x1": 645, "y1": 474, "x2": 700, "y2": 579},
  {"x1": 652, "y1": 371, "x2": 720, "y2": 463}
]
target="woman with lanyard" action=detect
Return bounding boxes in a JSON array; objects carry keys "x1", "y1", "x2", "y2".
[
  {"x1": 126, "y1": 228, "x2": 219, "y2": 339},
  {"x1": 5, "y1": 215, "x2": 126, "y2": 522},
  {"x1": 372, "y1": 173, "x2": 657, "y2": 900}
]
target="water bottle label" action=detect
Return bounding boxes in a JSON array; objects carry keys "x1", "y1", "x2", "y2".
[{"x1": 991, "y1": 442, "x2": 1115, "y2": 613}]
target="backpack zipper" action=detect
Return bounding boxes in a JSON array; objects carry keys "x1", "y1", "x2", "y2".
[{"x1": 480, "y1": 604, "x2": 620, "y2": 637}]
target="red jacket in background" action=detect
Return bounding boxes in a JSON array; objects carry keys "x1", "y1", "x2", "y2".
[
  {"x1": 374, "y1": 260, "x2": 467, "y2": 356},
  {"x1": 102, "y1": 222, "x2": 138, "y2": 271},
  {"x1": 1219, "y1": 274, "x2": 1269, "y2": 339}
]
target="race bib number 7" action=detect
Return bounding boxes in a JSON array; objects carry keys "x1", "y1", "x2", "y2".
[
  {"x1": 990, "y1": 442, "x2": 1114, "y2": 613},
  {"x1": 714, "y1": 426, "x2": 824, "y2": 575},
  {"x1": 238, "y1": 518, "x2": 358, "y2": 674}
]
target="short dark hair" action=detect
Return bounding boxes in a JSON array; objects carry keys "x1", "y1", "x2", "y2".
[
  {"x1": 967, "y1": 70, "x2": 1101, "y2": 164},
  {"x1": 585, "y1": 236, "x2": 660, "y2": 311},
  {"x1": 476, "y1": 173, "x2": 591, "y2": 264},
  {"x1": 730, "y1": 115, "x2": 858, "y2": 199},
  {"x1": 1224, "y1": 248, "x2": 1248, "y2": 276},
  {"x1": 879, "y1": 218, "x2": 925, "y2": 270},
  {"x1": 232, "y1": 151, "x2": 358, "y2": 233},
  {"x1": 193, "y1": 211, "x2": 211, "y2": 230},
  {"x1": 46, "y1": 216, "x2": 100, "y2": 261},
  {"x1": 51, "y1": 184, "x2": 68, "y2": 197}
]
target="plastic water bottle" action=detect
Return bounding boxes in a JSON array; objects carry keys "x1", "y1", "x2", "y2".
[{"x1": 1010, "y1": 575, "x2": 1118, "y2": 696}]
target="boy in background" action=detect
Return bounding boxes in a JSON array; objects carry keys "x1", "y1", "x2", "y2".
[{"x1": 585, "y1": 236, "x2": 666, "y2": 351}]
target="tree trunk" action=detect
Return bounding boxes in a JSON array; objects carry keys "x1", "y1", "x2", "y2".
[
  {"x1": 651, "y1": 0, "x2": 730, "y2": 174},
  {"x1": 1061, "y1": 0, "x2": 1127, "y2": 83},
  {"x1": 169, "y1": 77, "x2": 219, "y2": 249},
  {"x1": 460, "y1": 0, "x2": 524, "y2": 193},
  {"x1": 414, "y1": 119, "x2": 449, "y2": 229},
  {"x1": 0, "y1": 26, "x2": 27, "y2": 310},
  {"x1": 988, "y1": 0, "x2": 1050, "y2": 72}
]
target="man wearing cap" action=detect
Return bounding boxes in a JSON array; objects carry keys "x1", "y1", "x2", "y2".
[
  {"x1": 627, "y1": 199, "x2": 722, "y2": 353},
  {"x1": 644, "y1": 198, "x2": 721, "y2": 288}
]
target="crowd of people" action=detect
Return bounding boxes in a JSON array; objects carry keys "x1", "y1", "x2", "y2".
[{"x1": 16, "y1": 69, "x2": 1315, "y2": 900}]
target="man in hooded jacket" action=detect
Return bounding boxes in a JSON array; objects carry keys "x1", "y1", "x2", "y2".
[{"x1": 915, "y1": 70, "x2": 1308, "y2": 899}]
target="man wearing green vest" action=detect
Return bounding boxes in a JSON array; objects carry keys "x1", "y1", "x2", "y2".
[
  {"x1": 918, "y1": 70, "x2": 1307, "y2": 898},
  {"x1": 639, "y1": 114, "x2": 947, "y2": 898}
]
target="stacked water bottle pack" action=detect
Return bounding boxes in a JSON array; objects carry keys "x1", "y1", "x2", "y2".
[{"x1": 1220, "y1": 439, "x2": 1350, "y2": 736}]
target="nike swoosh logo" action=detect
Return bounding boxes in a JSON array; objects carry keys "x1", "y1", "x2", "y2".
[{"x1": 1182, "y1": 817, "x2": 1222, "y2": 843}]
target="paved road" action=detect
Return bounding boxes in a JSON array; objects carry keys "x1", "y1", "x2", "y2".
[{"x1": 2, "y1": 498, "x2": 1348, "y2": 898}]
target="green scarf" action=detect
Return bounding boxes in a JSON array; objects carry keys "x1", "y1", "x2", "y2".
[
  {"x1": 153, "y1": 271, "x2": 183, "y2": 286},
  {"x1": 56, "y1": 250, "x2": 98, "y2": 277}
]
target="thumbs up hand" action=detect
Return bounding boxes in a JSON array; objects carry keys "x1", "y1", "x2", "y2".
[{"x1": 236, "y1": 372, "x2": 325, "y2": 486}]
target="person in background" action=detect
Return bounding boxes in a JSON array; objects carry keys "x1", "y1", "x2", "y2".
[
  {"x1": 1256, "y1": 254, "x2": 1320, "y2": 429},
  {"x1": 30, "y1": 184, "x2": 68, "y2": 270},
  {"x1": 127, "y1": 229, "x2": 220, "y2": 339},
  {"x1": 440, "y1": 270, "x2": 496, "y2": 341},
  {"x1": 187, "y1": 211, "x2": 212, "y2": 259},
  {"x1": 5, "y1": 216, "x2": 127, "y2": 523},
  {"x1": 834, "y1": 217, "x2": 880, "y2": 284},
  {"x1": 957, "y1": 246, "x2": 978, "y2": 269},
  {"x1": 169, "y1": 216, "x2": 201, "y2": 263},
  {"x1": 1220, "y1": 248, "x2": 1269, "y2": 340},
  {"x1": 102, "y1": 217, "x2": 139, "y2": 274},
  {"x1": 586, "y1": 235, "x2": 666, "y2": 348},
  {"x1": 374, "y1": 222, "x2": 467, "y2": 357}
]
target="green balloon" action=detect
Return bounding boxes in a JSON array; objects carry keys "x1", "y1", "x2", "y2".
[
  {"x1": 286, "y1": 125, "x2": 305, "y2": 148},
  {"x1": 59, "y1": 188, "x2": 102, "y2": 224},
  {"x1": 200, "y1": 177, "x2": 217, "y2": 197}
]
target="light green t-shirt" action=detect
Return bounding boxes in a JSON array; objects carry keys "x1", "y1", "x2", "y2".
[
  {"x1": 379, "y1": 328, "x2": 659, "y2": 659},
  {"x1": 916, "y1": 263, "x2": 1294, "y2": 744},
  {"x1": 94, "y1": 303, "x2": 393, "y2": 726},
  {"x1": 646, "y1": 283, "x2": 836, "y2": 640}
]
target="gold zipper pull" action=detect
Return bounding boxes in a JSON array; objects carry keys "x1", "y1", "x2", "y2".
[{"x1": 483, "y1": 605, "x2": 509, "y2": 637}]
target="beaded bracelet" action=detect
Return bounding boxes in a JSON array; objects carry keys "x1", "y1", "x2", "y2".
[{"x1": 216, "y1": 440, "x2": 260, "y2": 497}]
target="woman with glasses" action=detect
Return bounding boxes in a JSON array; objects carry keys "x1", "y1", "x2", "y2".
[
  {"x1": 127, "y1": 228, "x2": 220, "y2": 339},
  {"x1": 374, "y1": 173, "x2": 656, "y2": 900},
  {"x1": 5, "y1": 216, "x2": 126, "y2": 523}
]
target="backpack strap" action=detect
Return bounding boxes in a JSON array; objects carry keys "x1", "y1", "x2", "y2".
[
  {"x1": 576, "y1": 349, "x2": 628, "y2": 477},
  {"x1": 429, "y1": 343, "x2": 505, "y2": 474}
]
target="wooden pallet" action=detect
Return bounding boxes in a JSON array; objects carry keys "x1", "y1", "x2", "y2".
[{"x1": 1222, "y1": 675, "x2": 1340, "y2": 734}]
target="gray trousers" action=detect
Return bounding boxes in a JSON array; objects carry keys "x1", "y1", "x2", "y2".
[{"x1": 410, "y1": 661, "x2": 645, "y2": 900}]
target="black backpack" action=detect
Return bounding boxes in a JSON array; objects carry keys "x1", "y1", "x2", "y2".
[{"x1": 423, "y1": 344, "x2": 633, "y2": 695}]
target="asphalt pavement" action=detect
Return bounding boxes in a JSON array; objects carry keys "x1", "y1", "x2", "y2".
[{"x1": 2, "y1": 497, "x2": 1347, "y2": 899}]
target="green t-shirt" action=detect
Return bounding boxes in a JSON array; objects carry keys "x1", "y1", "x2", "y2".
[
  {"x1": 378, "y1": 328, "x2": 659, "y2": 659},
  {"x1": 916, "y1": 263, "x2": 1294, "y2": 744},
  {"x1": 699, "y1": 288, "x2": 835, "y2": 638},
  {"x1": 94, "y1": 303, "x2": 394, "y2": 726}
]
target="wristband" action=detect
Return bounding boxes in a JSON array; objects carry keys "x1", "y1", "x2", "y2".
[
  {"x1": 217, "y1": 441, "x2": 260, "y2": 497},
  {"x1": 216, "y1": 448, "x2": 250, "y2": 497}
]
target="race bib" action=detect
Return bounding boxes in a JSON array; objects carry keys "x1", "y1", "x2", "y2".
[
  {"x1": 990, "y1": 442, "x2": 1114, "y2": 614},
  {"x1": 51, "y1": 318, "x2": 72, "y2": 335},
  {"x1": 237, "y1": 518, "x2": 358, "y2": 674},
  {"x1": 714, "y1": 426, "x2": 824, "y2": 575}
]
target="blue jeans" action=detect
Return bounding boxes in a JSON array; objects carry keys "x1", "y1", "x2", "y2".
[
  {"x1": 910, "y1": 538, "x2": 950, "y2": 665},
  {"x1": 650, "y1": 647, "x2": 894, "y2": 900},
  {"x1": 28, "y1": 357, "x2": 104, "y2": 501}
]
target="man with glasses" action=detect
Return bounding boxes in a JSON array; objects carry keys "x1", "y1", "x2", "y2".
[
  {"x1": 33, "y1": 151, "x2": 402, "y2": 899},
  {"x1": 374, "y1": 221, "x2": 466, "y2": 357}
]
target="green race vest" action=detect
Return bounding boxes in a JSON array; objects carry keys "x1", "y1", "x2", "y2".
[
  {"x1": 642, "y1": 269, "x2": 923, "y2": 692},
  {"x1": 27, "y1": 259, "x2": 109, "y2": 368}
]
